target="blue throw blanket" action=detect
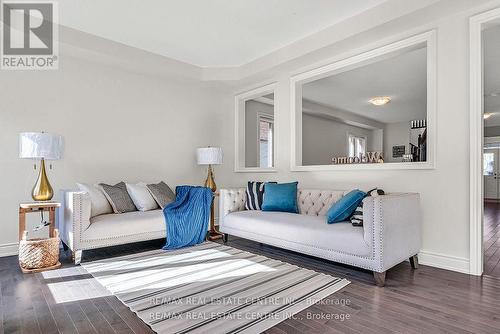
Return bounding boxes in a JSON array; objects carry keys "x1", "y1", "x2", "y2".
[{"x1": 163, "y1": 185, "x2": 213, "y2": 250}]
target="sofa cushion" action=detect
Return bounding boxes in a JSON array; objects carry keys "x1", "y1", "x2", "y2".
[
  {"x1": 351, "y1": 188, "x2": 385, "y2": 227},
  {"x1": 99, "y1": 182, "x2": 137, "y2": 213},
  {"x1": 84, "y1": 209, "x2": 165, "y2": 241},
  {"x1": 77, "y1": 183, "x2": 113, "y2": 217},
  {"x1": 245, "y1": 181, "x2": 276, "y2": 210},
  {"x1": 262, "y1": 182, "x2": 299, "y2": 213},
  {"x1": 327, "y1": 189, "x2": 365, "y2": 224},
  {"x1": 147, "y1": 181, "x2": 176, "y2": 208},
  {"x1": 223, "y1": 211, "x2": 370, "y2": 257},
  {"x1": 126, "y1": 182, "x2": 159, "y2": 212}
]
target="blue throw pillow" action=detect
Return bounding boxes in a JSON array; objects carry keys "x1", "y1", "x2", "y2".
[
  {"x1": 327, "y1": 189, "x2": 366, "y2": 224},
  {"x1": 262, "y1": 182, "x2": 298, "y2": 213}
]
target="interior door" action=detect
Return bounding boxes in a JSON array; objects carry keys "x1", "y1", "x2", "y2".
[{"x1": 484, "y1": 148, "x2": 499, "y2": 199}]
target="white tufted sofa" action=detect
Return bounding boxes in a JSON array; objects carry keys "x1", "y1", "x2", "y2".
[
  {"x1": 59, "y1": 191, "x2": 166, "y2": 264},
  {"x1": 219, "y1": 188, "x2": 421, "y2": 286}
]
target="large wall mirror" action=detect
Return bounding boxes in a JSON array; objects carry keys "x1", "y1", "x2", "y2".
[
  {"x1": 235, "y1": 83, "x2": 277, "y2": 172},
  {"x1": 291, "y1": 31, "x2": 436, "y2": 170}
]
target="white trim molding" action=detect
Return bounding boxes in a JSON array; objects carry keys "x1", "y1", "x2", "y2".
[
  {"x1": 234, "y1": 83, "x2": 278, "y2": 173},
  {"x1": 419, "y1": 250, "x2": 470, "y2": 275},
  {"x1": 290, "y1": 30, "x2": 437, "y2": 171},
  {"x1": 469, "y1": 8, "x2": 500, "y2": 276},
  {"x1": 0, "y1": 242, "x2": 18, "y2": 257}
]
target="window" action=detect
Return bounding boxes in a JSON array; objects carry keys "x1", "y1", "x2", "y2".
[
  {"x1": 258, "y1": 115, "x2": 273, "y2": 168},
  {"x1": 348, "y1": 134, "x2": 366, "y2": 158}
]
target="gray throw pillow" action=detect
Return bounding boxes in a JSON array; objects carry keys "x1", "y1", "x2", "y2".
[
  {"x1": 99, "y1": 182, "x2": 137, "y2": 213},
  {"x1": 147, "y1": 182, "x2": 175, "y2": 208}
]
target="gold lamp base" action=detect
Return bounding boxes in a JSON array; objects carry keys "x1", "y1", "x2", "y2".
[
  {"x1": 32, "y1": 159, "x2": 54, "y2": 201},
  {"x1": 204, "y1": 164, "x2": 216, "y2": 192},
  {"x1": 205, "y1": 164, "x2": 223, "y2": 240}
]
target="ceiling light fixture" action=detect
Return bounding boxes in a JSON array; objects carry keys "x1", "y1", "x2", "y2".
[
  {"x1": 369, "y1": 96, "x2": 391, "y2": 106},
  {"x1": 484, "y1": 113, "x2": 493, "y2": 119}
]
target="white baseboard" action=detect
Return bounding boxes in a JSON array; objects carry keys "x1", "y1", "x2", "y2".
[
  {"x1": 0, "y1": 242, "x2": 472, "y2": 275},
  {"x1": 0, "y1": 242, "x2": 18, "y2": 257},
  {"x1": 418, "y1": 250, "x2": 470, "y2": 274}
]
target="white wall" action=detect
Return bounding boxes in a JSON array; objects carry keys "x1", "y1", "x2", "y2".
[
  {"x1": 0, "y1": 45, "x2": 223, "y2": 256},
  {"x1": 383, "y1": 122, "x2": 410, "y2": 162},
  {"x1": 369, "y1": 129, "x2": 384, "y2": 153},
  {"x1": 302, "y1": 114, "x2": 381, "y2": 165},
  {"x1": 244, "y1": 100, "x2": 274, "y2": 167},
  {"x1": 211, "y1": 0, "x2": 500, "y2": 274},
  {"x1": 485, "y1": 126, "x2": 500, "y2": 137}
]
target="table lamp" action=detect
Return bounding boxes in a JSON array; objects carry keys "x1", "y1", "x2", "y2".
[
  {"x1": 196, "y1": 147, "x2": 223, "y2": 240},
  {"x1": 19, "y1": 132, "x2": 63, "y2": 201},
  {"x1": 196, "y1": 147, "x2": 223, "y2": 191}
]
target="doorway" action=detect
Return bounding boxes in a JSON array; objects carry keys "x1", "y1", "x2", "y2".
[
  {"x1": 470, "y1": 8, "x2": 500, "y2": 276},
  {"x1": 483, "y1": 22, "x2": 500, "y2": 277},
  {"x1": 484, "y1": 143, "x2": 500, "y2": 276}
]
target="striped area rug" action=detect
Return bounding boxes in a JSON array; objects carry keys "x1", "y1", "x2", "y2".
[{"x1": 82, "y1": 242, "x2": 349, "y2": 334}]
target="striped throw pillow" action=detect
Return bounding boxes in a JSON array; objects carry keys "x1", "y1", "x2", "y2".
[
  {"x1": 245, "y1": 181, "x2": 275, "y2": 210},
  {"x1": 350, "y1": 188, "x2": 385, "y2": 226}
]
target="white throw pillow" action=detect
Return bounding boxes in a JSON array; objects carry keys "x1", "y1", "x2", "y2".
[
  {"x1": 77, "y1": 183, "x2": 113, "y2": 218},
  {"x1": 126, "y1": 182, "x2": 159, "y2": 211}
]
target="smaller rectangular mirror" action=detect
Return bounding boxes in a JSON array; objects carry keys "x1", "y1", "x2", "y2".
[{"x1": 235, "y1": 84, "x2": 276, "y2": 172}]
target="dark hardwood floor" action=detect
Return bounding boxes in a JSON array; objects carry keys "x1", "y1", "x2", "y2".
[
  {"x1": 484, "y1": 201, "x2": 500, "y2": 277},
  {"x1": 1, "y1": 237, "x2": 500, "y2": 334}
]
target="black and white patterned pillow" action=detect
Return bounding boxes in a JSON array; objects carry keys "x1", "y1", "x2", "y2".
[
  {"x1": 350, "y1": 188, "x2": 385, "y2": 226},
  {"x1": 245, "y1": 181, "x2": 275, "y2": 210}
]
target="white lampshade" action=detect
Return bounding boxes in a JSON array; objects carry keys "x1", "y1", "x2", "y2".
[
  {"x1": 19, "y1": 132, "x2": 64, "y2": 160},
  {"x1": 196, "y1": 147, "x2": 223, "y2": 165}
]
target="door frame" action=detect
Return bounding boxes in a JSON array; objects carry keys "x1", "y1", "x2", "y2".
[{"x1": 469, "y1": 8, "x2": 500, "y2": 276}]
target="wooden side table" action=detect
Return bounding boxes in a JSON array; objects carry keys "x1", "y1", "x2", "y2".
[
  {"x1": 19, "y1": 202, "x2": 60, "y2": 241},
  {"x1": 19, "y1": 202, "x2": 61, "y2": 273}
]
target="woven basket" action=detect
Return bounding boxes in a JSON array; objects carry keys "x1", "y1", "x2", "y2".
[{"x1": 19, "y1": 229, "x2": 60, "y2": 270}]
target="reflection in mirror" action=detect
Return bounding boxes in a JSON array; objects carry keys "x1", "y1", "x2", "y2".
[
  {"x1": 235, "y1": 84, "x2": 276, "y2": 171},
  {"x1": 245, "y1": 94, "x2": 274, "y2": 168},
  {"x1": 300, "y1": 43, "x2": 427, "y2": 165}
]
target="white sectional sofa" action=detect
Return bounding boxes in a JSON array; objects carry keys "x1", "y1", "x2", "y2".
[
  {"x1": 219, "y1": 188, "x2": 421, "y2": 286},
  {"x1": 58, "y1": 190, "x2": 166, "y2": 264}
]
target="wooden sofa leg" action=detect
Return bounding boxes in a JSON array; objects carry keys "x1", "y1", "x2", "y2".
[
  {"x1": 72, "y1": 250, "x2": 82, "y2": 265},
  {"x1": 222, "y1": 234, "x2": 228, "y2": 244},
  {"x1": 409, "y1": 255, "x2": 419, "y2": 269},
  {"x1": 373, "y1": 271, "x2": 386, "y2": 287}
]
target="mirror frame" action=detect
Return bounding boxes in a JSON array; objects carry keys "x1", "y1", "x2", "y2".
[
  {"x1": 290, "y1": 30, "x2": 437, "y2": 171},
  {"x1": 234, "y1": 83, "x2": 278, "y2": 173}
]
